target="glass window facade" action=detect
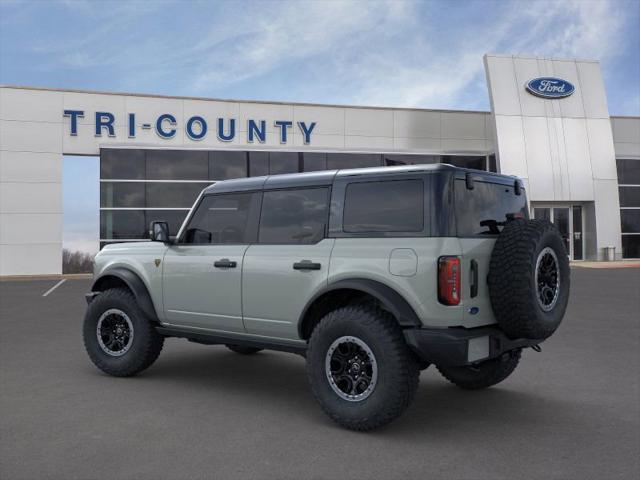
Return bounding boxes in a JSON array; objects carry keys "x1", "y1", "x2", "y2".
[
  {"x1": 617, "y1": 159, "x2": 640, "y2": 258},
  {"x1": 100, "y1": 148, "x2": 494, "y2": 246}
]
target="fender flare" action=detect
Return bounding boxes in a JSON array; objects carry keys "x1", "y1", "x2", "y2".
[
  {"x1": 298, "y1": 278, "x2": 422, "y2": 337},
  {"x1": 91, "y1": 267, "x2": 158, "y2": 321}
]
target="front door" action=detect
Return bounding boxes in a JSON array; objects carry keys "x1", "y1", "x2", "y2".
[
  {"x1": 242, "y1": 187, "x2": 332, "y2": 340},
  {"x1": 162, "y1": 191, "x2": 261, "y2": 332},
  {"x1": 532, "y1": 205, "x2": 583, "y2": 260}
]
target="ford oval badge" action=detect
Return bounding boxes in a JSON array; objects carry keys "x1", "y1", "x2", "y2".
[{"x1": 526, "y1": 77, "x2": 575, "y2": 99}]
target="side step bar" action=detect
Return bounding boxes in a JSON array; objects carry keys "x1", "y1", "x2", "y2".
[{"x1": 156, "y1": 326, "x2": 307, "y2": 355}]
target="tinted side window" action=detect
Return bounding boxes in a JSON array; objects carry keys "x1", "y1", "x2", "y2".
[
  {"x1": 259, "y1": 188, "x2": 329, "y2": 244},
  {"x1": 455, "y1": 180, "x2": 528, "y2": 236},
  {"x1": 343, "y1": 180, "x2": 424, "y2": 233},
  {"x1": 183, "y1": 193, "x2": 259, "y2": 244}
]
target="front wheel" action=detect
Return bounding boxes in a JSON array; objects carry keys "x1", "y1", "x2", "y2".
[
  {"x1": 306, "y1": 305, "x2": 419, "y2": 431},
  {"x1": 83, "y1": 288, "x2": 164, "y2": 377},
  {"x1": 436, "y1": 349, "x2": 521, "y2": 390}
]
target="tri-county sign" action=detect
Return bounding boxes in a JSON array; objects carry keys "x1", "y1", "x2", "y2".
[
  {"x1": 63, "y1": 110, "x2": 317, "y2": 144},
  {"x1": 525, "y1": 77, "x2": 575, "y2": 99}
]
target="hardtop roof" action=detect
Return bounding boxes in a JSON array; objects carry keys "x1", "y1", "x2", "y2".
[{"x1": 202, "y1": 163, "x2": 519, "y2": 194}]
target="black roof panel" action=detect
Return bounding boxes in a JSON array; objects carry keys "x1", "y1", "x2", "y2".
[{"x1": 203, "y1": 163, "x2": 520, "y2": 194}]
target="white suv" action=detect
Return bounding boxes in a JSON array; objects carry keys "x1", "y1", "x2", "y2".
[{"x1": 83, "y1": 164, "x2": 570, "y2": 430}]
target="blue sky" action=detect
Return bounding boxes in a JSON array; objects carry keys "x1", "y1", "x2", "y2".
[
  {"x1": 1, "y1": 0, "x2": 638, "y2": 113},
  {"x1": 1, "y1": 0, "x2": 639, "y2": 253}
]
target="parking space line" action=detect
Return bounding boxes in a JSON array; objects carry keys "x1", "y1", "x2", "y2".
[{"x1": 42, "y1": 279, "x2": 66, "y2": 297}]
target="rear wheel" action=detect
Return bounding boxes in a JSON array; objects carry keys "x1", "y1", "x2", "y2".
[
  {"x1": 83, "y1": 288, "x2": 164, "y2": 377},
  {"x1": 225, "y1": 344, "x2": 263, "y2": 355},
  {"x1": 306, "y1": 304, "x2": 419, "y2": 431},
  {"x1": 437, "y1": 349, "x2": 521, "y2": 390}
]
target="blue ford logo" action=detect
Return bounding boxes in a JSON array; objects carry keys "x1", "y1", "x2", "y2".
[{"x1": 526, "y1": 77, "x2": 575, "y2": 99}]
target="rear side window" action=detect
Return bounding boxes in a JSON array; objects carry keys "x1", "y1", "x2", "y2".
[
  {"x1": 259, "y1": 188, "x2": 329, "y2": 244},
  {"x1": 182, "y1": 192, "x2": 259, "y2": 244},
  {"x1": 343, "y1": 180, "x2": 424, "y2": 233},
  {"x1": 455, "y1": 180, "x2": 528, "y2": 236}
]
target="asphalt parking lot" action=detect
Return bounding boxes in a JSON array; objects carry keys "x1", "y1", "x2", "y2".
[{"x1": 1, "y1": 268, "x2": 639, "y2": 480}]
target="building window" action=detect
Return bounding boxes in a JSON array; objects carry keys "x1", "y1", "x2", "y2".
[
  {"x1": 145, "y1": 182, "x2": 209, "y2": 208},
  {"x1": 617, "y1": 159, "x2": 640, "y2": 258},
  {"x1": 146, "y1": 150, "x2": 208, "y2": 180},
  {"x1": 326, "y1": 153, "x2": 382, "y2": 170},
  {"x1": 258, "y1": 188, "x2": 329, "y2": 244},
  {"x1": 384, "y1": 154, "x2": 439, "y2": 166},
  {"x1": 98, "y1": 149, "x2": 501, "y2": 248},
  {"x1": 343, "y1": 180, "x2": 424, "y2": 233},
  {"x1": 620, "y1": 210, "x2": 640, "y2": 234},
  {"x1": 100, "y1": 210, "x2": 146, "y2": 239},
  {"x1": 248, "y1": 151, "x2": 269, "y2": 177},
  {"x1": 210, "y1": 151, "x2": 247, "y2": 180},
  {"x1": 617, "y1": 158, "x2": 640, "y2": 185},
  {"x1": 302, "y1": 152, "x2": 327, "y2": 172},
  {"x1": 621, "y1": 236, "x2": 640, "y2": 259},
  {"x1": 100, "y1": 182, "x2": 145, "y2": 208},
  {"x1": 442, "y1": 155, "x2": 486, "y2": 171},
  {"x1": 100, "y1": 149, "x2": 145, "y2": 179},
  {"x1": 269, "y1": 152, "x2": 299, "y2": 175},
  {"x1": 619, "y1": 186, "x2": 640, "y2": 207}
]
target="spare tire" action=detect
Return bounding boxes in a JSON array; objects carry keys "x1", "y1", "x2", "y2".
[{"x1": 488, "y1": 218, "x2": 570, "y2": 340}]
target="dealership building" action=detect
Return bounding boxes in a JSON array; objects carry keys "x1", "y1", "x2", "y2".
[{"x1": 0, "y1": 54, "x2": 639, "y2": 276}]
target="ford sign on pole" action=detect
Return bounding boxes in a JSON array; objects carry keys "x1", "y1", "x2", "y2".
[{"x1": 526, "y1": 77, "x2": 575, "y2": 99}]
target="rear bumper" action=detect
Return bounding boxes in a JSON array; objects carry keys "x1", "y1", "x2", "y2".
[{"x1": 403, "y1": 325, "x2": 540, "y2": 367}]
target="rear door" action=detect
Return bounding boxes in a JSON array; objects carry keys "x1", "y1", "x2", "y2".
[
  {"x1": 454, "y1": 178, "x2": 528, "y2": 327},
  {"x1": 242, "y1": 187, "x2": 333, "y2": 340},
  {"x1": 162, "y1": 192, "x2": 260, "y2": 332}
]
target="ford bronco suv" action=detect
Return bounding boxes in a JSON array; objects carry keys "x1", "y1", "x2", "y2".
[{"x1": 83, "y1": 164, "x2": 570, "y2": 431}]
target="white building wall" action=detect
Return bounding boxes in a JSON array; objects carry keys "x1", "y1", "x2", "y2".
[
  {"x1": 0, "y1": 80, "x2": 633, "y2": 275},
  {"x1": 0, "y1": 88, "x2": 64, "y2": 275},
  {"x1": 0, "y1": 85, "x2": 491, "y2": 275},
  {"x1": 484, "y1": 54, "x2": 622, "y2": 260},
  {"x1": 611, "y1": 116, "x2": 640, "y2": 159}
]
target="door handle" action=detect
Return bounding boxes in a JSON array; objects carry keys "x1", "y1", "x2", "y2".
[
  {"x1": 214, "y1": 258, "x2": 237, "y2": 269},
  {"x1": 293, "y1": 260, "x2": 321, "y2": 271},
  {"x1": 470, "y1": 259, "x2": 478, "y2": 298}
]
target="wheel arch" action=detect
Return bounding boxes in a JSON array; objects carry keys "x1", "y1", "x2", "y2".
[
  {"x1": 91, "y1": 267, "x2": 159, "y2": 322},
  {"x1": 298, "y1": 278, "x2": 422, "y2": 340}
]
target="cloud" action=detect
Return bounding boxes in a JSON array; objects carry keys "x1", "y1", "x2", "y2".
[{"x1": 2, "y1": 0, "x2": 637, "y2": 114}]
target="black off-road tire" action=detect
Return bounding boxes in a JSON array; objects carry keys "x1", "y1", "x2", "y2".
[
  {"x1": 225, "y1": 344, "x2": 263, "y2": 355},
  {"x1": 83, "y1": 288, "x2": 164, "y2": 377},
  {"x1": 488, "y1": 219, "x2": 570, "y2": 340},
  {"x1": 306, "y1": 304, "x2": 420, "y2": 431},
  {"x1": 437, "y1": 349, "x2": 522, "y2": 390}
]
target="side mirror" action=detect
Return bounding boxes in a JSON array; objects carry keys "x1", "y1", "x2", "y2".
[{"x1": 150, "y1": 221, "x2": 170, "y2": 243}]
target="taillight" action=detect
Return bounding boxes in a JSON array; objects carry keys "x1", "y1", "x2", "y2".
[{"x1": 438, "y1": 256, "x2": 461, "y2": 306}]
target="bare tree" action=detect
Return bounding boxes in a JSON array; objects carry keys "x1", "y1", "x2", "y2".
[{"x1": 62, "y1": 249, "x2": 95, "y2": 274}]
